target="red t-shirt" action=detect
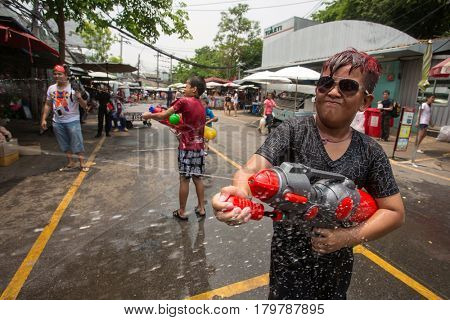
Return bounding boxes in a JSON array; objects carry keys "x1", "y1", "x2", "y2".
[
  {"x1": 172, "y1": 97, "x2": 205, "y2": 150},
  {"x1": 264, "y1": 99, "x2": 275, "y2": 115}
]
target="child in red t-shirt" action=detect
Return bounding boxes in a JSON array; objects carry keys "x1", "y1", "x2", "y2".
[{"x1": 142, "y1": 76, "x2": 207, "y2": 220}]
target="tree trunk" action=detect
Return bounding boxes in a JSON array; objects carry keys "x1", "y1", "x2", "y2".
[
  {"x1": 56, "y1": 1, "x2": 65, "y2": 64},
  {"x1": 30, "y1": 0, "x2": 40, "y2": 119}
]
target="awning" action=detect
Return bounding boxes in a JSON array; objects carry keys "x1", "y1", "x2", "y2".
[
  {"x1": 73, "y1": 62, "x2": 137, "y2": 73},
  {"x1": 88, "y1": 71, "x2": 117, "y2": 80},
  {"x1": 0, "y1": 22, "x2": 59, "y2": 63},
  {"x1": 429, "y1": 58, "x2": 450, "y2": 78},
  {"x1": 205, "y1": 77, "x2": 229, "y2": 84}
]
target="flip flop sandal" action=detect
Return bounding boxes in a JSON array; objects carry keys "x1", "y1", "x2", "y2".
[
  {"x1": 173, "y1": 209, "x2": 188, "y2": 221},
  {"x1": 194, "y1": 206, "x2": 206, "y2": 218},
  {"x1": 80, "y1": 166, "x2": 90, "y2": 172},
  {"x1": 59, "y1": 164, "x2": 76, "y2": 172}
]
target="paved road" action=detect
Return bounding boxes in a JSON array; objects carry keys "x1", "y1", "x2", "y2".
[{"x1": 0, "y1": 107, "x2": 449, "y2": 299}]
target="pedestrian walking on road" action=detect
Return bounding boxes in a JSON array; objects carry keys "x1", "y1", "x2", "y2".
[
  {"x1": 212, "y1": 49, "x2": 405, "y2": 300},
  {"x1": 224, "y1": 92, "x2": 232, "y2": 116},
  {"x1": 41, "y1": 65, "x2": 89, "y2": 172},
  {"x1": 142, "y1": 76, "x2": 207, "y2": 221},
  {"x1": 95, "y1": 85, "x2": 112, "y2": 138},
  {"x1": 232, "y1": 90, "x2": 239, "y2": 117},
  {"x1": 415, "y1": 95, "x2": 435, "y2": 153},
  {"x1": 263, "y1": 92, "x2": 277, "y2": 134}
]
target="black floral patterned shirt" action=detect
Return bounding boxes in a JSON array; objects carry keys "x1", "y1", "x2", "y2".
[{"x1": 255, "y1": 116, "x2": 399, "y2": 198}]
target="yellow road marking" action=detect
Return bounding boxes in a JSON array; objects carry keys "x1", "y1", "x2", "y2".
[
  {"x1": 187, "y1": 274, "x2": 269, "y2": 300},
  {"x1": 354, "y1": 245, "x2": 442, "y2": 300},
  {"x1": 390, "y1": 159, "x2": 450, "y2": 182},
  {"x1": 208, "y1": 145, "x2": 242, "y2": 169},
  {"x1": 0, "y1": 137, "x2": 105, "y2": 300},
  {"x1": 206, "y1": 144, "x2": 443, "y2": 300},
  {"x1": 397, "y1": 157, "x2": 435, "y2": 163}
]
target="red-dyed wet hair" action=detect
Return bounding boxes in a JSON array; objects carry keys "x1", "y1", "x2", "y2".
[{"x1": 322, "y1": 48, "x2": 382, "y2": 94}]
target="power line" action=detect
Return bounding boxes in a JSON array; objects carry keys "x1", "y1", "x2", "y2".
[
  {"x1": 186, "y1": 0, "x2": 321, "y2": 12},
  {"x1": 303, "y1": 0, "x2": 324, "y2": 19},
  {"x1": 174, "y1": 0, "x2": 251, "y2": 8},
  {"x1": 106, "y1": 23, "x2": 229, "y2": 70}
]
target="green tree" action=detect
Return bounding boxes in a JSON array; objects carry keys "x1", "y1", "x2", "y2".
[
  {"x1": 214, "y1": 4, "x2": 261, "y2": 77},
  {"x1": 173, "y1": 46, "x2": 223, "y2": 83},
  {"x1": 173, "y1": 4, "x2": 263, "y2": 82},
  {"x1": 240, "y1": 37, "x2": 263, "y2": 72},
  {"x1": 19, "y1": 0, "x2": 190, "y2": 63},
  {"x1": 108, "y1": 56, "x2": 123, "y2": 63},
  {"x1": 312, "y1": 0, "x2": 450, "y2": 39},
  {"x1": 79, "y1": 22, "x2": 116, "y2": 62}
]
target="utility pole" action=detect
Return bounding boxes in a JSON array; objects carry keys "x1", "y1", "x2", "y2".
[
  {"x1": 156, "y1": 52, "x2": 160, "y2": 88},
  {"x1": 30, "y1": 0, "x2": 40, "y2": 119},
  {"x1": 31, "y1": 0, "x2": 39, "y2": 34},
  {"x1": 137, "y1": 53, "x2": 141, "y2": 80},
  {"x1": 120, "y1": 35, "x2": 123, "y2": 62},
  {"x1": 170, "y1": 57, "x2": 173, "y2": 84}
]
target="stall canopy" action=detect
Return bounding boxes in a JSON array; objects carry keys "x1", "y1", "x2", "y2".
[
  {"x1": 429, "y1": 58, "x2": 450, "y2": 78},
  {"x1": 206, "y1": 81, "x2": 223, "y2": 88},
  {"x1": 88, "y1": 71, "x2": 117, "y2": 80},
  {"x1": 272, "y1": 66, "x2": 320, "y2": 81},
  {"x1": 222, "y1": 82, "x2": 240, "y2": 88},
  {"x1": 0, "y1": 17, "x2": 59, "y2": 64},
  {"x1": 73, "y1": 62, "x2": 137, "y2": 73},
  {"x1": 205, "y1": 77, "x2": 229, "y2": 84},
  {"x1": 238, "y1": 71, "x2": 292, "y2": 84}
]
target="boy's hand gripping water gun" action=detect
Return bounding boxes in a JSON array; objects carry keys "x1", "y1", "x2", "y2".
[
  {"x1": 227, "y1": 162, "x2": 378, "y2": 228},
  {"x1": 148, "y1": 105, "x2": 183, "y2": 127}
]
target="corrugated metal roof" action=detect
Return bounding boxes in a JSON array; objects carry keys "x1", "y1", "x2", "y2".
[{"x1": 262, "y1": 20, "x2": 418, "y2": 69}]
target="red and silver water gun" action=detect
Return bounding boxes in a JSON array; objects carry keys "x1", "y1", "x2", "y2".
[
  {"x1": 149, "y1": 105, "x2": 183, "y2": 127},
  {"x1": 227, "y1": 162, "x2": 378, "y2": 228}
]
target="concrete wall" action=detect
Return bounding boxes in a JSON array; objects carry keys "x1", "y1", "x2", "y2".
[{"x1": 373, "y1": 61, "x2": 402, "y2": 106}]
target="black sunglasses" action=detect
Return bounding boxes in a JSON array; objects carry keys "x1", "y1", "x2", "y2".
[{"x1": 317, "y1": 76, "x2": 368, "y2": 96}]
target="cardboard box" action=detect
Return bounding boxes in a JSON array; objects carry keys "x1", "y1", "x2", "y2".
[{"x1": 0, "y1": 151, "x2": 19, "y2": 166}]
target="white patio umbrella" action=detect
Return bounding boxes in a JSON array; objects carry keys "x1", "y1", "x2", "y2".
[
  {"x1": 88, "y1": 71, "x2": 117, "y2": 80},
  {"x1": 222, "y1": 82, "x2": 241, "y2": 88},
  {"x1": 272, "y1": 66, "x2": 319, "y2": 109},
  {"x1": 239, "y1": 84, "x2": 258, "y2": 89},
  {"x1": 169, "y1": 82, "x2": 185, "y2": 89},
  {"x1": 272, "y1": 66, "x2": 320, "y2": 80},
  {"x1": 206, "y1": 81, "x2": 223, "y2": 88},
  {"x1": 241, "y1": 71, "x2": 291, "y2": 83}
]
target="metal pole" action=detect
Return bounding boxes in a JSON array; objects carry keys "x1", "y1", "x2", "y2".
[
  {"x1": 156, "y1": 52, "x2": 160, "y2": 87},
  {"x1": 411, "y1": 91, "x2": 425, "y2": 166},
  {"x1": 170, "y1": 57, "x2": 173, "y2": 84},
  {"x1": 295, "y1": 77, "x2": 298, "y2": 110},
  {"x1": 120, "y1": 35, "x2": 123, "y2": 61}
]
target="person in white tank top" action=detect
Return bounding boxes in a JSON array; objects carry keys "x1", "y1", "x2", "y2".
[{"x1": 415, "y1": 95, "x2": 435, "y2": 153}]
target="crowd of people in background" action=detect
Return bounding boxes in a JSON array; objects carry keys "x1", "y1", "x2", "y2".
[{"x1": 38, "y1": 66, "x2": 440, "y2": 156}]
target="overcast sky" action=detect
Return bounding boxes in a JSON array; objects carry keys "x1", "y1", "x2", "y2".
[{"x1": 109, "y1": 0, "x2": 326, "y2": 75}]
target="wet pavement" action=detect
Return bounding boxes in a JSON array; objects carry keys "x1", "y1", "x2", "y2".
[{"x1": 0, "y1": 106, "x2": 449, "y2": 299}]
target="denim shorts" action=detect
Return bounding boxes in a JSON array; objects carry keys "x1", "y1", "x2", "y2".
[
  {"x1": 419, "y1": 124, "x2": 428, "y2": 130},
  {"x1": 53, "y1": 120, "x2": 85, "y2": 154}
]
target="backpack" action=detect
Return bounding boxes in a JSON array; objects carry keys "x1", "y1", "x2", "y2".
[{"x1": 391, "y1": 101, "x2": 401, "y2": 118}]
